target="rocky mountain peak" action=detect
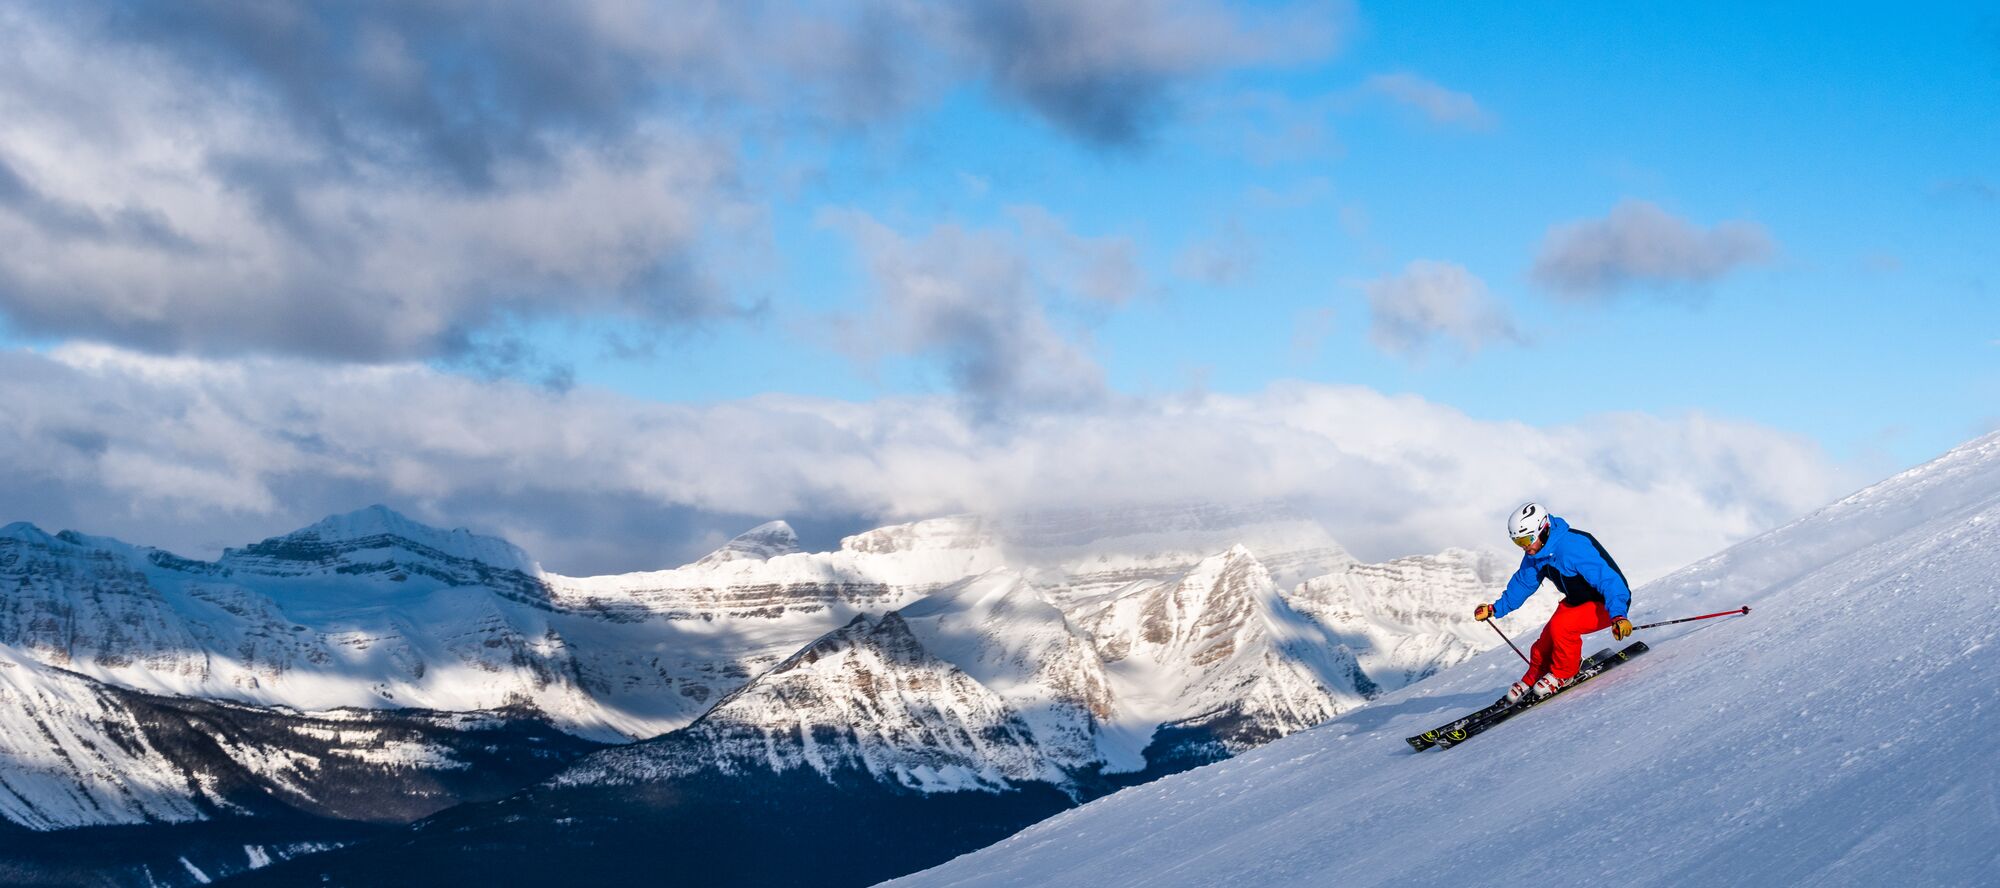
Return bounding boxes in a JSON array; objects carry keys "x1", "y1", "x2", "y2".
[
  {"x1": 694, "y1": 520, "x2": 802, "y2": 566},
  {"x1": 840, "y1": 515, "x2": 995, "y2": 555},
  {"x1": 1, "y1": 521, "x2": 54, "y2": 544},
  {"x1": 219, "y1": 505, "x2": 541, "y2": 580}
]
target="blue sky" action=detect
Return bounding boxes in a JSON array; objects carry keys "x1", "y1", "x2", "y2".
[
  {"x1": 524, "y1": 2, "x2": 1998, "y2": 468},
  {"x1": 0, "y1": 1, "x2": 1992, "y2": 574}
]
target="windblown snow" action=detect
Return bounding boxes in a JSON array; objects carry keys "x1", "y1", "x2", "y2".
[{"x1": 891, "y1": 432, "x2": 2000, "y2": 887}]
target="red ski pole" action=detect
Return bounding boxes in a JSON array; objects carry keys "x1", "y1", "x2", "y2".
[
  {"x1": 1632, "y1": 606, "x2": 1751, "y2": 631},
  {"x1": 1486, "y1": 617, "x2": 1531, "y2": 665}
]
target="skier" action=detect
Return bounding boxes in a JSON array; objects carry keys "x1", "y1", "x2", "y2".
[{"x1": 1473, "y1": 502, "x2": 1634, "y2": 703}]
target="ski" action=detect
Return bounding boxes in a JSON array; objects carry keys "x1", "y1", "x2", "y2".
[
  {"x1": 1404, "y1": 647, "x2": 1615, "y2": 752},
  {"x1": 1430, "y1": 641, "x2": 1649, "y2": 750}
]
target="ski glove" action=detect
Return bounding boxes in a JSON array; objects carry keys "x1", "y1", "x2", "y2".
[
  {"x1": 1612, "y1": 617, "x2": 1633, "y2": 640},
  {"x1": 1474, "y1": 603, "x2": 1495, "y2": 622}
]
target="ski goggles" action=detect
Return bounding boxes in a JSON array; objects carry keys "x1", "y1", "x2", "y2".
[{"x1": 1511, "y1": 532, "x2": 1538, "y2": 549}]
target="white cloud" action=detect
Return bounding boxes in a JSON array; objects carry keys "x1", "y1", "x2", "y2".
[
  {"x1": 1362, "y1": 260, "x2": 1522, "y2": 358},
  {"x1": 1532, "y1": 200, "x2": 1776, "y2": 299},
  {"x1": 1361, "y1": 72, "x2": 1494, "y2": 130},
  {"x1": 0, "y1": 4, "x2": 748, "y2": 362},
  {"x1": 821, "y1": 209, "x2": 1126, "y2": 419},
  {"x1": 0, "y1": 1, "x2": 1336, "y2": 363},
  {"x1": 0, "y1": 345, "x2": 1862, "y2": 583}
]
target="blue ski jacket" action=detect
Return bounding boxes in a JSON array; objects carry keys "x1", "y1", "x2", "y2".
[{"x1": 1491, "y1": 516, "x2": 1633, "y2": 621}]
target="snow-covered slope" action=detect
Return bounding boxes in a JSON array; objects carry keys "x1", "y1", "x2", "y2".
[
  {"x1": 562, "y1": 604, "x2": 1080, "y2": 793},
  {"x1": 897, "y1": 573, "x2": 1114, "y2": 777},
  {"x1": 220, "y1": 504, "x2": 543, "y2": 586},
  {"x1": 892, "y1": 432, "x2": 2000, "y2": 887},
  {"x1": 693, "y1": 520, "x2": 804, "y2": 566},
  {"x1": 558, "y1": 570, "x2": 1113, "y2": 793},
  {"x1": 0, "y1": 508, "x2": 1008, "y2": 742},
  {"x1": 1081, "y1": 546, "x2": 1367, "y2": 769},
  {"x1": 0, "y1": 642, "x2": 208, "y2": 830},
  {"x1": 0, "y1": 639, "x2": 600, "y2": 836},
  {"x1": 0, "y1": 510, "x2": 639, "y2": 738},
  {"x1": 1285, "y1": 545, "x2": 1552, "y2": 693},
  {"x1": 556, "y1": 542, "x2": 1426, "y2": 798},
  {"x1": 0, "y1": 502, "x2": 1448, "y2": 749}
]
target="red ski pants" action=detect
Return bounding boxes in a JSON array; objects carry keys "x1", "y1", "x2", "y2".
[{"x1": 1521, "y1": 600, "x2": 1615, "y2": 684}]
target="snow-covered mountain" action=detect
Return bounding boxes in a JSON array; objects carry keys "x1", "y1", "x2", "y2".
[
  {"x1": 0, "y1": 641, "x2": 208, "y2": 831},
  {"x1": 890, "y1": 431, "x2": 2000, "y2": 887},
  {"x1": 237, "y1": 533, "x2": 1515, "y2": 887},
  {"x1": 0, "y1": 639, "x2": 601, "y2": 885},
  {"x1": 2, "y1": 498, "x2": 1519, "y2": 885},
  {"x1": 0, "y1": 507, "x2": 1001, "y2": 744},
  {"x1": 0, "y1": 510, "x2": 656, "y2": 740},
  {"x1": 565, "y1": 599, "x2": 1088, "y2": 794},
  {"x1": 1285, "y1": 545, "x2": 1546, "y2": 691},
  {"x1": 1080, "y1": 546, "x2": 1363, "y2": 768},
  {"x1": 558, "y1": 539, "x2": 1467, "y2": 800},
  {"x1": 0, "y1": 501, "x2": 1439, "y2": 750}
]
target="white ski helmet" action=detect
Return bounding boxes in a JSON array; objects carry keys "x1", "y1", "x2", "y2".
[{"x1": 1507, "y1": 502, "x2": 1550, "y2": 543}]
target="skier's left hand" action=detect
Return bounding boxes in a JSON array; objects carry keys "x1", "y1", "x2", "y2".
[{"x1": 1611, "y1": 617, "x2": 1633, "y2": 640}]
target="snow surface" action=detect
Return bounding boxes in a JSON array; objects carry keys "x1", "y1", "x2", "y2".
[
  {"x1": 0, "y1": 643, "x2": 209, "y2": 830},
  {"x1": 1078, "y1": 546, "x2": 1361, "y2": 770},
  {"x1": 694, "y1": 520, "x2": 804, "y2": 565},
  {"x1": 893, "y1": 432, "x2": 2000, "y2": 887},
  {"x1": 560, "y1": 606, "x2": 1072, "y2": 793}
]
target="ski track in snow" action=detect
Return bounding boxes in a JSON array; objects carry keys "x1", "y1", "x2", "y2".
[{"x1": 891, "y1": 432, "x2": 2000, "y2": 888}]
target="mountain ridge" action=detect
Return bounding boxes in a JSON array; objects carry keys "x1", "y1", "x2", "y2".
[{"x1": 1, "y1": 499, "x2": 1535, "y2": 887}]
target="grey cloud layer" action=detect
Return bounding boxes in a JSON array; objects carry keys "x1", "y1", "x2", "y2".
[
  {"x1": 0, "y1": 3, "x2": 750, "y2": 360},
  {"x1": 824, "y1": 209, "x2": 1129, "y2": 419},
  {"x1": 0, "y1": 1, "x2": 1333, "y2": 362},
  {"x1": 1363, "y1": 260, "x2": 1522, "y2": 358},
  {"x1": 1, "y1": 345, "x2": 1856, "y2": 582},
  {"x1": 956, "y1": 0, "x2": 1337, "y2": 146},
  {"x1": 1533, "y1": 200, "x2": 1776, "y2": 299}
]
